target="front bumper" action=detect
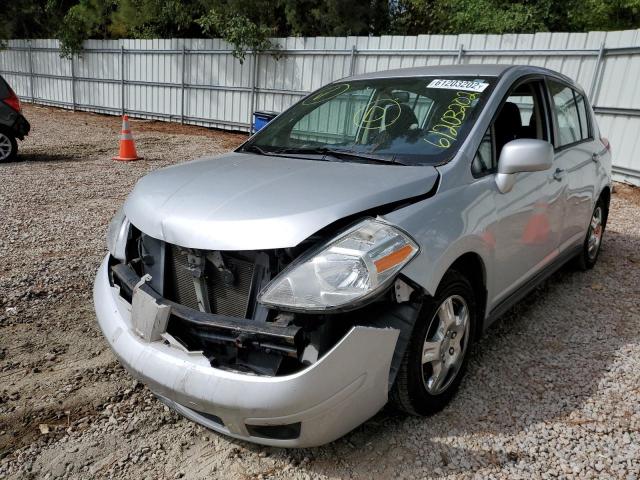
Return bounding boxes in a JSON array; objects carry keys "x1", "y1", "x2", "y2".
[
  {"x1": 93, "y1": 255, "x2": 399, "y2": 447},
  {"x1": 11, "y1": 113, "x2": 30, "y2": 139}
]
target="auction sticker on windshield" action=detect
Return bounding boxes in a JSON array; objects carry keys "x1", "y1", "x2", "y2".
[{"x1": 427, "y1": 79, "x2": 489, "y2": 93}]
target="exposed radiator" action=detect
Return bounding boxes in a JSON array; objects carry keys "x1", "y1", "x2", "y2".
[{"x1": 166, "y1": 245, "x2": 255, "y2": 318}]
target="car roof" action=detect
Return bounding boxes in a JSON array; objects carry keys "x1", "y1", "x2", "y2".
[{"x1": 342, "y1": 64, "x2": 574, "y2": 85}]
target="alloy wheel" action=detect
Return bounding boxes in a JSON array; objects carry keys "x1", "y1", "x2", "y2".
[
  {"x1": 0, "y1": 133, "x2": 11, "y2": 161},
  {"x1": 587, "y1": 206, "x2": 603, "y2": 260},
  {"x1": 421, "y1": 294, "x2": 470, "y2": 395}
]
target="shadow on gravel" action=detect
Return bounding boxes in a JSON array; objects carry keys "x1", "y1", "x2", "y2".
[
  {"x1": 16, "y1": 153, "x2": 87, "y2": 163},
  {"x1": 227, "y1": 229, "x2": 639, "y2": 477}
]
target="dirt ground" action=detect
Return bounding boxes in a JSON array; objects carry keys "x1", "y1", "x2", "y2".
[{"x1": 0, "y1": 104, "x2": 639, "y2": 479}]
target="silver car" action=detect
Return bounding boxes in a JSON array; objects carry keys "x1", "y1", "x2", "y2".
[{"x1": 94, "y1": 64, "x2": 612, "y2": 447}]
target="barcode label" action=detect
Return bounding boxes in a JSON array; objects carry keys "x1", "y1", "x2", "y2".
[{"x1": 427, "y1": 79, "x2": 489, "y2": 93}]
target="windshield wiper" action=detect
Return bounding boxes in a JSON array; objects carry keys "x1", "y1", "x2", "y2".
[
  {"x1": 242, "y1": 144, "x2": 406, "y2": 165},
  {"x1": 243, "y1": 144, "x2": 270, "y2": 155},
  {"x1": 273, "y1": 147, "x2": 404, "y2": 165}
]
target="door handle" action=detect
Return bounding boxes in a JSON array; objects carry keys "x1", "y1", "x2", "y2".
[
  {"x1": 553, "y1": 168, "x2": 565, "y2": 181},
  {"x1": 592, "y1": 152, "x2": 600, "y2": 162}
]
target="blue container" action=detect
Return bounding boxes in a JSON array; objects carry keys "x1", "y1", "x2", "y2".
[{"x1": 252, "y1": 111, "x2": 279, "y2": 134}]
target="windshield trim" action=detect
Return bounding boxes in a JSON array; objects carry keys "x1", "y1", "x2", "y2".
[{"x1": 343, "y1": 73, "x2": 501, "y2": 82}]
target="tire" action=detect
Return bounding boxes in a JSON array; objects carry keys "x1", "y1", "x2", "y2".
[
  {"x1": 391, "y1": 270, "x2": 477, "y2": 416},
  {"x1": 0, "y1": 129, "x2": 18, "y2": 163},
  {"x1": 575, "y1": 196, "x2": 607, "y2": 271}
]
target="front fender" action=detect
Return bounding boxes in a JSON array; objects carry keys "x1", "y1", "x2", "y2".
[{"x1": 383, "y1": 179, "x2": 497, "y2": 313}]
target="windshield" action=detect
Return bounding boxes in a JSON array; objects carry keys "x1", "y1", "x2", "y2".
[{"x1": 242, "y1": 76, "x2": 496, "y2": 165}]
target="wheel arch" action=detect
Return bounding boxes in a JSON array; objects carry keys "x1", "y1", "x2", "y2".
[
  {"x1": 377, "y1": 250, "x2": 489, "y2": 389},
  {"x1": 0, "y1": 125, "x2": 16, "y2": 137},
  {"x1": 408, "y1": 249, "x2": 489, "y2": 339},
  {"x1": 599, "y1": 185, "x2": 611, "y2": 225},
  {"x1": 445, "y1": 252, "x2": 488, "y2": 339}
]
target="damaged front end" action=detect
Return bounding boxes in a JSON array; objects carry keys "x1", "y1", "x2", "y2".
[
  {"x1": 97, "y1": 210, "x2": 426, "y2": 446},
  {"x1": 109, "y1": 219, "x2": 422, "y2": 379}
]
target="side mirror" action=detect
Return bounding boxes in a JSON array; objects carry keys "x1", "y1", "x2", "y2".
[{"x1": 495, "y1": 139, "x2": 554, "y2": 193}]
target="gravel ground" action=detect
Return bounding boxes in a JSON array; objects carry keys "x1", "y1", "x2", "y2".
[{"x1": 1, "y1": 104, "x2": 639, "y2": 480}]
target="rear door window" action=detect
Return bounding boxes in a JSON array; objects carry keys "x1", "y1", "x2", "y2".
[{"x1": 548, "y1": 80, "x2": 583, "y2": 147}]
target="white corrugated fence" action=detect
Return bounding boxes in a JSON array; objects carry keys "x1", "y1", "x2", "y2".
[{"x1": 1, "y1": 31, "x2": 639, "y2": 185}]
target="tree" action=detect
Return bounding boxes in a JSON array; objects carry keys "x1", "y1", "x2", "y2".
[
  {"x1": 57, "y1": 0, "x2": 118, "y2": 57},
  {"x1": 391, "y1": 0, "x2": 640, "y2": 35},
  {"x1": 562, "y1": 0, "x2": 640, "y2": 31},
  {"x1": 0, "y1": 0, "x2": 72, "y2": 47},
  {"x1": 281, "y1": 0, "x2": 390, "y2": 36},
  {"x1": 110, "y1": 0, "x2": 205, "y2": 38},
  {"x1": 2, "y1": 0, "x2": 640, "y2": 59},
  {"x1": 55, "y1": 0, "x2": 285, "y2": 60},
  {"x1": 197, "y1": 0, "x2": 284, "y2": 62}
]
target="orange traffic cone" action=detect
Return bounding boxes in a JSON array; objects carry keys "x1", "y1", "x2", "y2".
[{"x1": 113, "y1": 115, "x2": 141, "y2": 161}]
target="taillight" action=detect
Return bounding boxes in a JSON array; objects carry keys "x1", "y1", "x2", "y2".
[
  {"x1": 601, "y1": 136, "x2": 610, "y2": 152},
  {"x1": 3, "y1": 86, "x2": 21, "y2": 113}
]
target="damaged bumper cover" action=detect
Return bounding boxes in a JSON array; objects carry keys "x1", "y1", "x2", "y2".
[
  {"x1": 111, "y1": 262, "x2": 303, "y2": 358},
  {"x1": 93, "y1": 255, "x2": 400, "y2": 447}
]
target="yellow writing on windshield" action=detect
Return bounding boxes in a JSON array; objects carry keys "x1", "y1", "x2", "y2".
[
  {"x1": 424, "y1": 91, "x2": 480, "y2": 149},
  {"x1": 354, "y1": 99, "x2": 401, "y2": 129},
  {"x1": 302, "y1": 83, "x2": 351, "y2": 106}
]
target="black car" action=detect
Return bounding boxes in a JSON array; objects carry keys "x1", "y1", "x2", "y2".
[{"x1": 0, "y1": 75, "x2": 30, "y2": 162}]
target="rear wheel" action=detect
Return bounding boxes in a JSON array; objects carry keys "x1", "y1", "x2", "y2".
[
  {"x1": 391, "y1": 270, "x2": 477, "y2": 415},
  {"x1": 575, "y1": 197, "x2": 607, "y2": 270},
  {"x1": 0, "y1": 130, "x2": 18, "y2": 163}
]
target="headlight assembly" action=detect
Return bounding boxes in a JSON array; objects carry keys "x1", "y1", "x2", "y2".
[
  {"x1": 258, "y1": 218, "x2": 418, "y2": 312},
  {"x1": 106, "y1": 206, "x2": 131, "y2": 262}
]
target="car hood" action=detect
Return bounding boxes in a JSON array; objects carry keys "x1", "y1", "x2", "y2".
[{"x1": 124, "y1": 152, "x2": 438, "y2": 250}]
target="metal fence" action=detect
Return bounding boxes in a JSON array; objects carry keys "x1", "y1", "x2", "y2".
[{"x1": 1, "y1": 31, "x2": 640, "y2": 185}]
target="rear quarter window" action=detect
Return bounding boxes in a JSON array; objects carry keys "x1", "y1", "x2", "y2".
[{"x1": 574, "y1": 93, "x2": 591, "y2": 140}]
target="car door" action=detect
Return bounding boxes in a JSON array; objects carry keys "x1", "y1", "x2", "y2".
[
  {"x1": 475, "y1": 78, "x2": 564, "y2": 306},
  {"x1": 546, "y1": 79, "x2": 599, "y2": 251}
]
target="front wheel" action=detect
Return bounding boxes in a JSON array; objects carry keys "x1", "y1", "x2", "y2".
[
  {"x1": 0, "y1": 130, "x2": 18, "y2": 163},
  {"x1": 391, "y1": 270, "x2": 477, "y2": 416}
]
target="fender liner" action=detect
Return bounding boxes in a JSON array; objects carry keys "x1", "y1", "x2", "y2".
[{"x1": 366, "y1": 300, "x2": 422, "y2": 389}]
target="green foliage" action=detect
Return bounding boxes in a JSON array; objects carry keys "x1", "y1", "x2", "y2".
[
  {"x1": 281, "y1": 0, "x2": 390, "y2": 36},
  {"x1": 0, "y1": 0, "x2": 71, "y2": 47},
  {"x1": 566, "y1": 0, "x2": 640, "y2": 31},
  {"x1": 58, "y1": 0, "x2": 118, "y2": 58},
  {"x1": 393, "y1": 0, "x2": 640, "y2": 35},
  {"x1": 2, "y1": 0, "x2": 640, "y2": 60},
  {"x1": 110, "y1": 0, "x2": 204, "y2": 38},
  {"x1": 438, "y1": 0, "x2": 547, "y2": 34},
  {"x1": 197, "y1": 3, "x2": 278, "y2": 62}
]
